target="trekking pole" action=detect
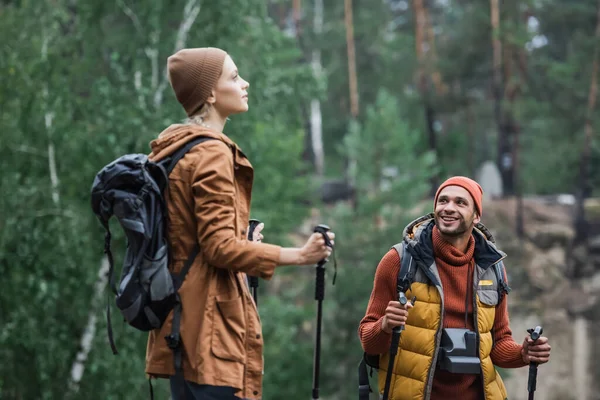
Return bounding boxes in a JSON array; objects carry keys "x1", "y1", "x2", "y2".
[
  {"x1": 247, "y1": 219, "x2": 261, "y2": 306},
  {"x1": 382, "y1": 289, "x2": 416, "y2": 400},
  {"x1": 312, "y1": 224, "x2": 333, "y2": 400},
  {"x1": 527, "y1": 325, "x2": 543, "y2": 400}
]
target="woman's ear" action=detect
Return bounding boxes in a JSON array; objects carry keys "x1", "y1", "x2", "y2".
[{"x1": 205, "y1": 90, "x2": 216, "y2": 105}]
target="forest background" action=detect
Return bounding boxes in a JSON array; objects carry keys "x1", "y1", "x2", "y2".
[{"x1": 1, "y1": 0, "x2": 600, "y2": 399}]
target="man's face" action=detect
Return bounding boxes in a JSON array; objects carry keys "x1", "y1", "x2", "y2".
[{"x1": 434, "y1": 185, "x2": 480, "y2": 237}]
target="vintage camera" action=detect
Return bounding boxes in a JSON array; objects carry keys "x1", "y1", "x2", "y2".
[{"x1": 437, "y1": 328, "x2": 481, "y2": 374}]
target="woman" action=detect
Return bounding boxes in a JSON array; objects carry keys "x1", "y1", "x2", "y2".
[{"x1": 145, "y1": 47, "x2": 334, "y2": 400}]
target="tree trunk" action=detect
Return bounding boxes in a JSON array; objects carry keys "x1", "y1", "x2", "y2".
[
  {"x1": 344, "y1": 0, "x2": 359, "y2": 208},
  {"x1": 293, "y1": 0, "x2": 301, "y2": 31},
  {"x1": 571, "y1": 0, "x2": 600, "y2": 278},
  {"x1": 310, "y1": 0, "x2": 325, "y2": 177},
  {"x1": 424, "y1": 102, "x2": 437, "y2": 195},
  {"x1": 344, "y1": 0, "x2": 359, "y2": 117},
  {"x1": 153, "y1": 0, "x2": 202, "y2": 109},
  {"x1": 467, "y1": 102, "x2": 476, "y2": 178},
  {"x1": 490, "y1": 0, "x2": 512, "y2": 196},
  {"x1": 42, "y1": 35, "x2": 60, "y2": 207},
  {"x1": 424, "y1": 1, "x2": 446, "y2": 96},
  {"x1": 512, "y1": 114, "x2": 524, "y2": 238},
  {"x1": 68, "y1": 257, "x2": 110, "y2": 393},
  {"x1": 413, "y1": 0, "x2": 438, "y2": 195},
  {"x1": 507, "y1": 6, "x2": 528, "y2": 239},
  {"x1": 573, "y1": 316, "x2": 590, "y2": 400}
]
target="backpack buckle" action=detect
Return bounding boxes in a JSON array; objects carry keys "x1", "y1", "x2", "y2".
[
  {"x1": 164, "y1": 334, "x2": 180, "y2": 349},
  {"x1": 397, "y1": 277, "x2": 411, "y2": 294},
  {"x1": 359, "y1": 384, "x2": 372, "y2": 395}
]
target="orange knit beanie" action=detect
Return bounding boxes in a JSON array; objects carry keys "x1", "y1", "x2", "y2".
[{"x1": 434, "y1": 176, "x2": 484, "y2": 216}]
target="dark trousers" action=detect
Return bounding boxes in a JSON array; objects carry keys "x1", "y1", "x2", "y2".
[{"x1": 169, "y1": 377, "x2": 240, "y2": 400}]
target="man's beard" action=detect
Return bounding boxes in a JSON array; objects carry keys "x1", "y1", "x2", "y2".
[{"x1": 434, "y1": 212, "x2": 474, "y2": 237}]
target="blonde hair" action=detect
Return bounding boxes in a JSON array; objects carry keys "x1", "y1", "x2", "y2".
[{"x1": 184, "y1": 103, "x2": 212, "y2": 126}]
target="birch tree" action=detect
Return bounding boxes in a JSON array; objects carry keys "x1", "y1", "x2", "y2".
[{"x1": 311, "y1": 0, "x2": 325, "y2": 177}]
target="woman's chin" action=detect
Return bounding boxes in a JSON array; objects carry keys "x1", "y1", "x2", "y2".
[{"x1": 235, "y1": 104, "x2": 249, "y2": 114}]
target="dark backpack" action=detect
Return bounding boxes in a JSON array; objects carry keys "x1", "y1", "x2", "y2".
[
  {"x1": 357, "y1": 242, "x2": 510, "y2": 400},
  {"x1": 90, "y1": 137, "x2": 212, "y2": 356}
]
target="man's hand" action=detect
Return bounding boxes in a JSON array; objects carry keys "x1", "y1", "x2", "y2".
[
  {"x1": 521, "y1": 335, "x2": 551, "y2": 364},
  {"x1": 381, "y1": 299, "x2": 414, "y2": 334}
]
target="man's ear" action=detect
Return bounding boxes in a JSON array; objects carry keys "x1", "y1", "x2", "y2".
[{"x1": 473, "y1": 212, "x2": 481, "y2": 225}]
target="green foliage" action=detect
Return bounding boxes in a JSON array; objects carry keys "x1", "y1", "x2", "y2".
[
  {"x1": 315, "y1": 88, "x2": 436, "y2": 398},
  {"x1": 260, "y1": 293, "x2": 315, "y2": 398},
  {"x1": 2, "y1": 0, "x2": 600, "y2": 398},
  {"x1": 0, "y1": 0, "x2": 312, "y2": 398}
]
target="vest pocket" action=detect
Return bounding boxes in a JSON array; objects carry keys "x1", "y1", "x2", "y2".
[
  {"x1": 477, "y1": 289, "x2": 498, "y2": 306},
  {"x1": 211, "y1": 295, "x2": 246, "y2": 363}
]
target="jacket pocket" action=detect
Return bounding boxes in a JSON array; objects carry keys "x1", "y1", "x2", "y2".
[{"x1": 211, "y1": 295, "x2": 246, "y2": 363}]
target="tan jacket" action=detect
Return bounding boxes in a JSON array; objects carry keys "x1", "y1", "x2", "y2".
[{"x1": 145, "y1": 124, "x2": 281, "y2": 399}]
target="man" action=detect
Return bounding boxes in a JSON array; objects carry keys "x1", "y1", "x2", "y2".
[{"x1": 358, "y1": 176, "x2": 551, "y2": 400}]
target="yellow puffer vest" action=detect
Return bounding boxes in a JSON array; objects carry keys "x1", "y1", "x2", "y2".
[{"x1": 378, "y1": 216, "x2": 508, "y2": 400}]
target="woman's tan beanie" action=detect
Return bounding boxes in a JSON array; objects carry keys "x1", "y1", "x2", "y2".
[{"x1": 167, "y1": 47, "x2": 228, "y2": 117}]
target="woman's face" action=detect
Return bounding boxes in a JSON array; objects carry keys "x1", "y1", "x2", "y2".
[{"x1": 210, "y1": 55, "x2": 249, "y2": 117}]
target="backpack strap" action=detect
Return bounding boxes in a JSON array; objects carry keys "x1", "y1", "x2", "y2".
[
  {"x1": 161, "y1": 136, "x2": 213, "y2": 394},
  {"x1": 102, "y1": 224, "x2": 120, "y2": 355},
  {"x1": 163, "y1": 136, "x2": 215, "y2": 175},
  {"x1": 358, "y1": 357, "x2": 372, "y2": 400},
  {"x1": 357, "y1": 243, "x2": 414, "y2": 400},
  {"x1": 493, "y1": 260, "x2": 511, "y2": 301},
  {"x1": 392, "y1": 242, "x2": 414, "y2": 293}
]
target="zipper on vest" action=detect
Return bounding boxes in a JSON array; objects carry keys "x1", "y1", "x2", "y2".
[
  {"x1": 473, "y1": 263, "x2": 489, "y2": 400},
  {"x1": 474, "y1": 255, "x2": 506, "y2": 400},
  {"x1": 424, "y1": 262, "x2": 444, "y2": 400}
]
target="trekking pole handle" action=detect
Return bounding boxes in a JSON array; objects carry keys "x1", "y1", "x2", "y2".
[
  {"x1": 391, "y1": 294, "x2": 416, "y2": 337},
  {"x1": 528, "y1": 326, "x2": 543, "y2": 341},
  {"x1": 389, "y1": 292, "x2": 407, "y2": 356},
  {"x1": 527, "y1": 326, "x2": 543, "y2": 396},
  {"x1": 248, "y1": 219, "x2": 261, "y2": 241},
  {"x1": 399, "y1": 292, "x2": 408, "y2": 305},
  {"x1": 383, "y1": 294, "x2": 416, "y2": 400},
  {"x1": 314, "y1": 224, "x2": 332, "y2": 260},
  {"x1": 248, "y1": 219, "x2": 261, "y2": 304},
  {"x1": 313, "y1": 224, "x2": 331, "y2": 301}
]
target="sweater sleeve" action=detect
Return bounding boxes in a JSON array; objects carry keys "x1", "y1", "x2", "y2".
[
  {"x1": 490, "y1": 268, "x2": 528, "y2": 368},
  {"x1": 358, "y1": 249, "x2": 401, "y2": 355}
]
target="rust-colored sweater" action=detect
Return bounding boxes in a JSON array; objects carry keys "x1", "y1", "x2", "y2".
[{"x1": 359, "y1": 227, "x2": 526, "y2": 400}]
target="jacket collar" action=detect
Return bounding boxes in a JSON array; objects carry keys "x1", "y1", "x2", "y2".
[
  {"x1": 401, "y1": 213, "x2": 506, "y2": 269},
  {"x1": 149, "y1": 124, "x2": 243, "y2": 162}
]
